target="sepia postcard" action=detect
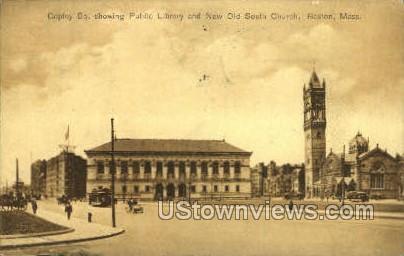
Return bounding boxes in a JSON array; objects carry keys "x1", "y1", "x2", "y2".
[{"x1": 0, "y1": 0, "x2": 403, "y2": 255}]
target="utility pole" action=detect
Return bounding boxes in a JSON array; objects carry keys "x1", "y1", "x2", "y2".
[{"x1": 111, "y1": 118, "x2": 116, "y2": 228}]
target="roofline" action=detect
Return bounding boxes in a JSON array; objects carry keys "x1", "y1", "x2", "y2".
[
  {"x1": 358, "y1": 147, "x2": 396, "y2": 161},
  {"x1": 84, "y1": 150, "x2": 253, "y2": 156}
]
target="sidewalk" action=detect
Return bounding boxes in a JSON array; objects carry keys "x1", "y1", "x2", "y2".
[{"x1": 0, "y1": 209, "x2": 124, "y2": 250}]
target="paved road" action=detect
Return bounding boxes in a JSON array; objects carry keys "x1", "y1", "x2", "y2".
[{"x1": 4, "y1": 200, "x2": 404, "y2": 256}]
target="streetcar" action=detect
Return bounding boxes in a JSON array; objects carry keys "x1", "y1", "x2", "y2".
[{"x1": 89, "y1": 187, "x2": 112, "y2": 207}]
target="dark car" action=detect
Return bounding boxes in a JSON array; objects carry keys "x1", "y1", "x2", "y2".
[
  {"x1": 284, "y1": 192, "x2": 304, "y2": 200},
  {"x1": 347, "y1": 191, "x2": 369, "y2": 202}
]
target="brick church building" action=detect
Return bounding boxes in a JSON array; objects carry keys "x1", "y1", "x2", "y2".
[{"x1": 303, "y1": 70, "x2": 402, "y2": 199}]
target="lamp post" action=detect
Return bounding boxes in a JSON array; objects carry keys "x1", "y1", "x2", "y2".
[
  {"x1": 341, "y1": 176, "x2": 345, "y2": 205},
  {"x1": 16, "y1": 158, "x2": 19, "y2": 208}
]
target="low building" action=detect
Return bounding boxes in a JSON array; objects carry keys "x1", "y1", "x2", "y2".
[
  {"x1": 85, "y1": 139, "x2": 252, "y2": 200},
  {"x1": 30, "y1": 160, "x2": 47, "y2": 197},
  {"x1": 46, "y1": 151, "x2": 87, "y2": 198}
]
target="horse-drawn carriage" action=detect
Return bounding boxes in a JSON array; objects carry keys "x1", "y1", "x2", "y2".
[{"x1": 0, "y1": 194, "x2": 28, "y2": 210}]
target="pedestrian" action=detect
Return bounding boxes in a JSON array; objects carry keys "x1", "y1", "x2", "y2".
[
  {"x1": 31, "y1": 199, "x2": 38, "y2": 214},
  {"x1": 288, "y1": 200, "x2": 294, "y2": 211},
  {"x1": 65, "y1": 202, "x2": 73, "y2": 220}
]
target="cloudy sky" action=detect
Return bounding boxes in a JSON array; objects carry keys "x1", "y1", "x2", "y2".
[{"x1": 1, "y1": 0, "x2": 402, "y2": 185}]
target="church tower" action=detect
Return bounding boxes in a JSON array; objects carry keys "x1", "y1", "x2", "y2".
[{"x1": 303, "y1": 70, "x2": 326, "y2": 198}]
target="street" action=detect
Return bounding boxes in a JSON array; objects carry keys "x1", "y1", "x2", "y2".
[{"x1": 4, "y1": 199, "x2": 404, "y2": 256}]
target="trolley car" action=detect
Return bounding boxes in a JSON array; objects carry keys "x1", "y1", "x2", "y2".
[{"x1": 89, "y1": 187, "x2": 112, "y2": 207}]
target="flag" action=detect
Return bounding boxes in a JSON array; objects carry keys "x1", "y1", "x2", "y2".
[{"x1": 65, "y1": 125, "x2": 69, "y2": 141}]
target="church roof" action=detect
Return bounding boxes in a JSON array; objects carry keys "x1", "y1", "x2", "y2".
[
  {"x1": 85, "y1": 138, "x2": 251, "y2": 155},
  {"x1": 358, "y1": 146, "x2": 396, "y2": 161}
]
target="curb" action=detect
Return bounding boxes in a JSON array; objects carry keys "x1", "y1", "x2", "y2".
[
  {"x1": 0, "y1": 228, "x2": 74, "y2": 240},
  {"x1": 0, "y1": 228, "x2": 125, "y2": 250},
  {"x1": 375, "y1": 215, "x2": 404, "y2": 220}
]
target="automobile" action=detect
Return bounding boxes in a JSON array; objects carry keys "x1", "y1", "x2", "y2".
[
  {"x1": 370, "y1": 193, "x2": 383, "y2": 200},
  {"x1": 284, "y1": 192, "x2": 304, "y2": 200},
  {"x1": 346, "y1": 191, "x2": 369, "y2": 202}
]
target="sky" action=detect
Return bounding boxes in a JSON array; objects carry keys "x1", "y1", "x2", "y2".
[{"x1": 1, "y1": 0, "x2": 403, "y2": 185}]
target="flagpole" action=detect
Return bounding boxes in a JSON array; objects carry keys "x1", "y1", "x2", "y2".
[{"x1": 67, "y1": 124, "x2": 70, "y2": 153}]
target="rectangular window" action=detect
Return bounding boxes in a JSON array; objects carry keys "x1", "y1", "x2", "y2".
[
  {"x1": 122, "y1": 185, "x2": 127, "y2": 193},
  {"x1": 134, "y1": 185, "x2": 139, "y2": 193},
  {"x1": 214, "y1": 185, "x2": 218, "y2": 192},
  {"x1": 190, "y1": 185, "x2": 196, "y2": 193},
  {"x1": 202, "y1": 185, "x2": 207, "y2": 193},
  {"x1": 225, "y1": 185, "x2": 229, "y2": 192},
  {"x1": 145, "y1": 185, "x2": 150, "y2": 192},
  {"x1": 236, "y1": 185, "x2": 240, "y2": 192},
  {"x1": 97, "y1": 161, "x2": 104, "y2": 174}
]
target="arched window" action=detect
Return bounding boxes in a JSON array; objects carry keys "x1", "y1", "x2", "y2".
[
  {"x1": 133, "y1": 161, "x2": 140, "y2": 177},
  {"x1": 179, "y1": 161, "x2": 186, "y2": 178},
  {"x1": 234, "y1": 161, "x2": 241, "y2": 177},
  {"x1": 144, "y1": 161, "x2": 151, "y2": 178},
  {"x1": 156, "y1": 161, "x2": 163, "y2": 178},
  {"x1": 212, "y1": 161, "x2": 219, "y2": 177},
  {"x1": 201, "y1": 161, "x2": 208, "y2": 179},
  {"x1": 370, "y1": 161, "x2": 385, "y2": 189},
  {"x1": 223, "y1": 161, "x2": 230, "y2": 178},
  {"x1": 121, "y1": 161, "x2": 128, "y2": 175},
  {"x1": 190, "y1": 161, "x2": 197, "y2": 178},
  {"x1": 167, "y1": 161, "x2": 175, "y2": 178}
]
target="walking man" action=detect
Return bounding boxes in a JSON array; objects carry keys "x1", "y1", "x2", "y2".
[
  {"x1": 65, "y1": 202, "x2": 73, "y2": 220},
  {"x1": 31, "y1": 199, "x2": 38, "y2": 214}
]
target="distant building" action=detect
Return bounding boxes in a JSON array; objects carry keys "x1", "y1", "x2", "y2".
[
  {"x1": 251, "y1": 161, "x2": 304, "y2": 197},
  {"x1": 251, "y1": 162, "x2": 269, "y2": 197},
  {"x1": 30, "y1": 160, "x2": 47, "y2": 196},
  {"x1": 398, "y1": 155, "x2": 404, "y2": 200},
  {"x1": 85, "y1": 139, "x2": 252, "y2": 200},
  {"x1": 45, "y1": 151, "x2": 87, "y2": 198}
]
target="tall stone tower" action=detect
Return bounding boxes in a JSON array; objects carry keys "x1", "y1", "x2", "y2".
[{"x1": 303, "y1": 70, "x2": 326, "y2": 198}]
